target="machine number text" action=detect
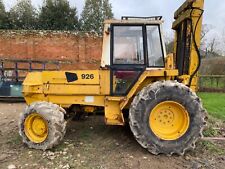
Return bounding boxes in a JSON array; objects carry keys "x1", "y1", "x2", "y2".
[{"x1": 81, "y1": 74, "x2": 94, "y2": 79}]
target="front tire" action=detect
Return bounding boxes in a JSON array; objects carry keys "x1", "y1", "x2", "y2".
[
  {"x1": 129, "y1": 81, "x2": 207, "y2": 155},
  {"x1": 19, "y1": 101, "x2": 66, "y2": 150}
]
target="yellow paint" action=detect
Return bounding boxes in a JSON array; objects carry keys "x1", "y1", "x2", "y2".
[
  {"x1": 172, "y1": 10, "x2": 193, "y2": 29},
  {"x1": 165, "y1": 54, "x2": 175, "y2": 70},
  {"x1": 105, "y1": 98, "x2": 124, "y2": 125},
  {"x1": 23, "y1": 69, "x2": 178, "y2": 116},
  {"x1": 23, "y1": 70, "x2": 109, "y2": 106},
  {"x1": 23, "y1": 72, "x2": 43, "y2": 86},
  {"x1": 174, "y1": 0, "x2": 194, "y2": 19},
  {"x1": 106, "y1": 96, "x2": 126, "y2": 102},
  {"x1": 43, "y1": 84, "x2": 100, "y2": 95},
  {"x1": 83, "y1": 106, "x2": 96, "y2": 113},
  {"x1": 48, "y1": 95, "x2": 105, "y2": 107},
  {"x1": 120, "y1": 69, "x2": 178, "y2": 109},
  {"x1": 149, "y1": 101, "x2": 190, "y2": 140},
  {"x1": 190, "y1": 76, "x2": 198, "y2": 91},
  {"x1": 24, "y1": 113, "x2": 48, "y2": 143},
  {"x1": 24, "y1": 94, "x2": 47, "y2": 105},
  {"x1": 99, "y1": 70, "x2": 110, "y2": 95},
  {"x1": 22, "y1": 0, "x2": 204, "y2": 128},
  {"x1": 172, "y1": 0, "x2": 204, "y2": 89},
  {"x1": 42, "y1": 70, "x2": 100, "y2": 84}
]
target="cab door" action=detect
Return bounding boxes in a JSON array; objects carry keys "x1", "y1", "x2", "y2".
[{"x1": 110, "y1": 25, "x2": 146, "y2": 96}]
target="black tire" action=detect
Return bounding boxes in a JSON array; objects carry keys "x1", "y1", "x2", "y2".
[
  {"x1": 19, "y1": 101, "x2": 67, "y2": 150},
  {"x1": 129, "y1": 81, "x2": 207, "y2": 155}
]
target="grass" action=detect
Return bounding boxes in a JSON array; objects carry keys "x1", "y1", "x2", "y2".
[
  {"x1": 198, "y1": 140, "x2": 225, "y2": 155},
  {"x1": 203, "y1": 125, "x2": 218, "y2": 137},
  {"x1": 198, "y1": 92, "x2": 225, "y2": 120},
  {"x1": 197, "y1": 92, "x2": 225, "y2": 155}
]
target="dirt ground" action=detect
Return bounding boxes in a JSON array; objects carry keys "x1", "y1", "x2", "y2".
[{"x1": 0, "y1": 103, "x2": 225, "y2": 169}]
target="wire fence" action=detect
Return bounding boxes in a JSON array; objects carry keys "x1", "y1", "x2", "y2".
[{"x1": 198, "y1": 75, "x2": 225, "y2": 92}]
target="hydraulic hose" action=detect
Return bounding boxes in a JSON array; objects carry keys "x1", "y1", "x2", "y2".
[{"x1": 188, "y1": 7, "x2": 204, "y2": 87}]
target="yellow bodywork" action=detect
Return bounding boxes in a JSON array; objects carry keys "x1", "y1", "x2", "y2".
[
  {"x1": 23, "y1": 69, "x2": 178, "y2": 125},
  {"x1": 22, "y1": 0, "x2": 204, "y2": 135},
  {"x1": 172, "y1": 0, "x2": 204, "y2": 91}
]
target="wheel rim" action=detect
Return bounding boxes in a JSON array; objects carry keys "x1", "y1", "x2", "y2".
[
  {"x1": 24, "y1": 113, "x2": 48, "y2": 143},
  {"x1": 149, "y1": 101, "x2": 190, "y2": 140}
]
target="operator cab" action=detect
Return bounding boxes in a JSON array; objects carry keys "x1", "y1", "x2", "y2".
[{"x1": 101, "y1": 17, "x2": 167, "y2": 95}]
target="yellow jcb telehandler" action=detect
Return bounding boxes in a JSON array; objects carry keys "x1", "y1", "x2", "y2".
[{"x1": 19, "y1": 0, "x2": 207, "y2": 155}]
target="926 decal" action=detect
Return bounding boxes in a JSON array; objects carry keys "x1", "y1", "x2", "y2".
[{"x1": 81, "y1": 74, "x2": 94, "y2": 79}]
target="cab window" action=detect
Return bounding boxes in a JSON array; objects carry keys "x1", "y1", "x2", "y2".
[
  {"x1": 113, "y1": 26, "x2": 144, "y2": 65},
  {"x1": 146, "y1": 25, "x2": 164, "y2": 67}
]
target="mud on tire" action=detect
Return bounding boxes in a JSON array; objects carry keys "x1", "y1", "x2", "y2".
[
  {"x1": 19, "y1": 101, "x2": 67, "y2": 150},
  {"x1": 129, "y1": 81, "x2": 207, "y2": 155}
]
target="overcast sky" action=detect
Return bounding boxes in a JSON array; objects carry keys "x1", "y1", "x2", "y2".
[{"x1": 3, "y1": 0, "x2": 225, "y2": 41}]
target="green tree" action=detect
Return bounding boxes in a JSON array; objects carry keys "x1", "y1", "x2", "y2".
[
  {"x1": 9, "y1": 0, "x2": 37, "y2": 29},
  {"x1": 39, "y1": 0, "x2": 79, "y2": 30},
  {"x1": 0, "y1": 0, "x2": 9, "y2": 29},
  {"x1": 102, "y1": 0, "x2": 113, "y2": 20},
  {"x1": 80, "y1": 0, "x2": 114, "y2": 34}
]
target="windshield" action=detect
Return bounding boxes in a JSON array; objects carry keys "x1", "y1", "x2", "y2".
[{"x1": 112, "y1": 25, "x2": 164, "y2": 67}]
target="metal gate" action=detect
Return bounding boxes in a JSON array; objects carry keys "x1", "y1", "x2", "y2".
[{"x1": 0, "y1": 59, "x2": 71, "y2": 101}]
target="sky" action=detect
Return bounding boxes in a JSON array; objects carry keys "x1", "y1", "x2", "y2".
[{"x1": 2, "y1": 0, "x2": 225, "y2": 50}]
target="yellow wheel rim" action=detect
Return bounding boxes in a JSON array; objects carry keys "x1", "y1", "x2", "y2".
[
  {"x1": 149, "y1": 101, "x2": 190, "y2": 140},
  {"x1": 24, "y1": 113, "x2": 48, "y2": 143}
]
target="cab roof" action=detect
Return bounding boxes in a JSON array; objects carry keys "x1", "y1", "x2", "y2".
[{"x1": 104, "y1": 16, "x2": 164, "y2": 25}]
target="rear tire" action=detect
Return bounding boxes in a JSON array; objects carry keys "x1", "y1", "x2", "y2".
[
  {"x1": 129, "y1": 81, "x2": 207, "y2": 155},
  {"x1": 19, "y1": 101, "x2": 66, "y2": 150}
]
